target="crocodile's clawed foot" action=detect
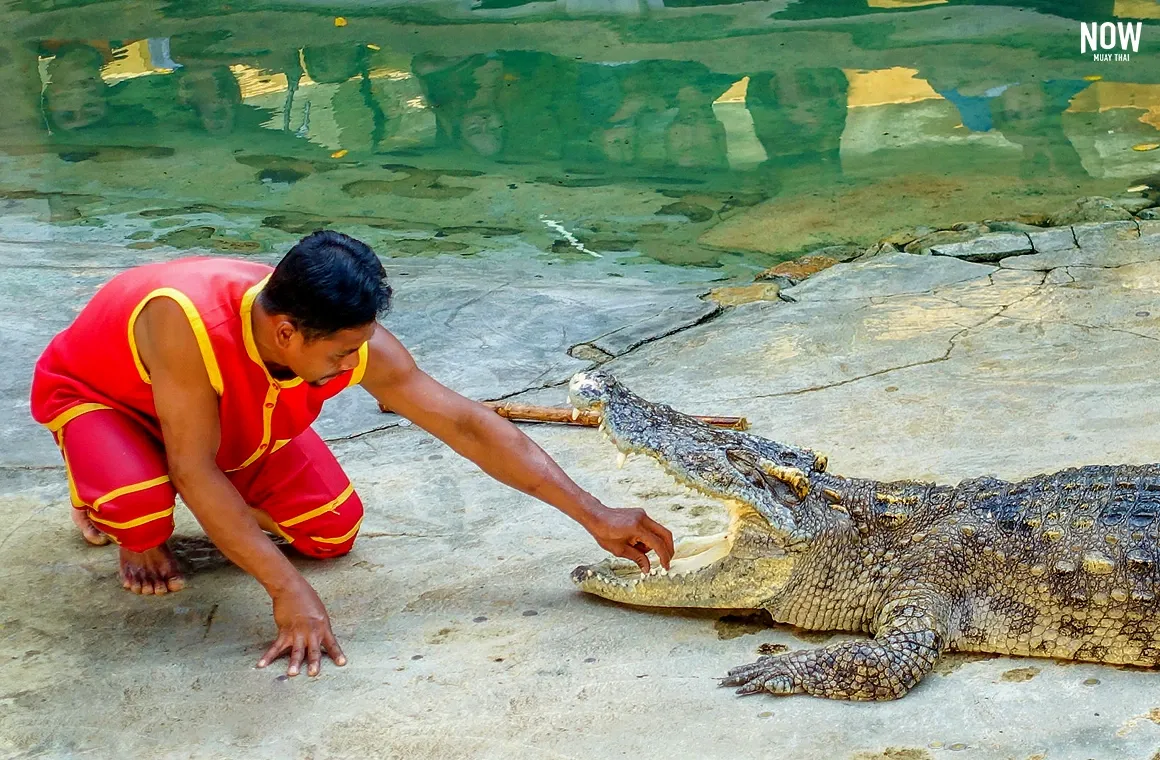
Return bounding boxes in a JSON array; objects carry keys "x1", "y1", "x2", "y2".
[{"x1": 719, "y1": 655, "x2": 803, "y2": 696}]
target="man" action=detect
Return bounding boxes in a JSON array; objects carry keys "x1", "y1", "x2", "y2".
[{"x1": 31, "y1": 230, "x2": 674, "y2": 678}]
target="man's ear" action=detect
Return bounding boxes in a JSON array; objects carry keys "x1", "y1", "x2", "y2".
[{"x1": 273, "y1": 319, "x2": 298, "y2": 348}]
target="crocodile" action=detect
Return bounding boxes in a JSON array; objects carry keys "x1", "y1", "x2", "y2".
[{"x1": 566, "y1": 370, "x2": 1160, "y2": 701}]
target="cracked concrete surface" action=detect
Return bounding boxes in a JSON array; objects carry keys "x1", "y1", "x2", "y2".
[{"x1": 7, "y1": 221, "x2": 1160, "y2": 759}]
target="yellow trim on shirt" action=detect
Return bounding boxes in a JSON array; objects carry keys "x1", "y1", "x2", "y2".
[
  {"x1": 233, "y1": 383, "x2": 280, "y2": 470},
  {"x1": 240, "y1": 277, "x2": 304, "y2": 389},
  {"x1": 348, "y1": 341, "x2": 369, "y2": 387},
  {"x1": 279, "y1": 483, "x2": 356, "y2": 528},
  {"x1": 127, "y1": 288, "x2": 225, "y2": 396},
  {"x1": 45, "y1": 402, "x2": 112, "y2": 433}
]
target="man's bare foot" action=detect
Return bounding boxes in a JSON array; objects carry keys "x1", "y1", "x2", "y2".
[
  {"x1": 120, "y1": 544, "x2": 185, "y2": 595},
  {"x1": 70, "y1": 508, "x2": 110, "y2": 546}
]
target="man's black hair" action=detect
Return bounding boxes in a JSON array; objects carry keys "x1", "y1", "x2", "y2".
[{"x1": 260, "y1": 230, "x2": 392, "y2": 340}]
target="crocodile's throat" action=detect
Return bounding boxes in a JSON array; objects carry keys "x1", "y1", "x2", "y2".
[{"x1": 568, "y1": 372, "x2": 803, "y2": 609}]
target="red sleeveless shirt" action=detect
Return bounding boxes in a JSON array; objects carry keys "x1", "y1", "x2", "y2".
[{"x1": 30, "y1": 257, "x2": 368, "y2": 472}]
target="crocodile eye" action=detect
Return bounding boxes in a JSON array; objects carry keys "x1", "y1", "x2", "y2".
[
  {"x1": 724, "y1": 449, "x2": 805, "y2": 506},
  {"x1": 725, "y1": 449, "x2": 764, "y2": 489}
]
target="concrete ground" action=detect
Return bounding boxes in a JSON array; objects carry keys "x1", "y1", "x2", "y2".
[{"x1": 6, "y1": 220, "x2": 1160, "y2": 759}]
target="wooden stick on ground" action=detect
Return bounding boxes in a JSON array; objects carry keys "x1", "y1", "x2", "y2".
[{"x1": 379, "y1": 401, "x2": 749, "y2": 431}]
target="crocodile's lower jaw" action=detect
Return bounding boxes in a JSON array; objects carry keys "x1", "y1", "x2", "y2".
[
  {"x1": 572, "y1": 537, "x2": 744, "y2": 608},
  {"x1": 573, "y1": 528, "x2": 734, "y2": 593}
]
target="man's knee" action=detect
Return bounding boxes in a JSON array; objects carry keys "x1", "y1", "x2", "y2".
[
  {"x1": 85, "y1": 482, "x2": 177, "y2": 552},
  {"x1": 287, "y1": 491, "x2": 364, "y2": 559}
]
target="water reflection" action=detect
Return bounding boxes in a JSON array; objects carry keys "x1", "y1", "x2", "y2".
[
  {"x1": 36, "y1": 38, "x2": 263, "y2": 136},
  {"x1": 2, "y1": 0, "x2": 1157, "y2": 268}
]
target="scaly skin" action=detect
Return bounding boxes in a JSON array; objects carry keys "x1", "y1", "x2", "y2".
[{"x1": 567, "y1": 370, "x2": 1160, "y2": 701}]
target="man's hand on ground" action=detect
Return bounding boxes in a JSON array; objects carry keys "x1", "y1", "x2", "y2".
[
  {"x1": 257, "y1": 580, "x2": 347, "y2": 677},
  {"x1": 586, "y1": 506, "x2": 674, "y2": 575}
]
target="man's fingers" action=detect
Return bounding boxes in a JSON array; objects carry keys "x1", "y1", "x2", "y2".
[
  {"x1": 323, "y1": 631, "x2": 347, "y2": 667},
  {"x1": 646, "y1": 517, "x2": 675, "y2": 559},
  {"x1": 307, "y1": 638, "x2": 323, "y2": 677},
  {"x1": 257, "y1": 636, "x2": 288, "y2": 669},
  {"x1": 635, "y1": 513, "x2": 674, "y2": 569},
  {"x1": 637, "y1": 526, "x2": 674, "y2": 570},
  {"x1": 288, "y1": 637, "x2": 306, "y2": 677},
  {"x1": 621, "y1": 543, "x2": 650, "y2": 574}
]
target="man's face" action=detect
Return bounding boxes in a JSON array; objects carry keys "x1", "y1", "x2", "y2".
[
  {"x1": 277, "y1": 322, "x2": 375, "y2": 386},
  {"x1": 460, "y1": 107, "x2": 503, "y2": 156}
]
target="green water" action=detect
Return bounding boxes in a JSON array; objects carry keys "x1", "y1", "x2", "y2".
[{"x1": 0, "y1": 0, "x2": 1157, "y2": 274}]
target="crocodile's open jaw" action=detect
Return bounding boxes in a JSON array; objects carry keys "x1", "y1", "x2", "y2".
[
  {"x1": 568, "y1": 371, "x2": 810, "y2": 609},
  {"x1": 570, "y1": 503, "x2": 791, "y2": 609}
]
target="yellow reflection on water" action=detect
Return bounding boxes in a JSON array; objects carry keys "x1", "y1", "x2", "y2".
[
  {"x1": 1113, "y1": 0, "x2": 1160, "y2": 19},
  {"x1": 1067, "y1": 81, "x2": 1160, "y2": 131},
  {"x1": 229, "y1": 64, "x2": 289, "y2": 99},
  {"x1": 714, "y1": 76, "x2": 750, "y2": 105},
  {"x1": 712, "y1": 76, "x2": 767, "y2": 169},
  {"x1": 101, "y1": 40, "x2": 174, "y2": 82},
  {"x1": 868, "y1": 0, "x2": 948, "y2": 7},
  {"x1": 844, "y1": 67, "x2": 945, "y2": 108}
]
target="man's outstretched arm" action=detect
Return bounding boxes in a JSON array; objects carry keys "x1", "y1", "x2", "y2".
[
  {"x1": 136, "y1": 299, "x2": 345, "y2": 676},
  {"x1": 359, "y1": 324, "x2": 674, "y2": 572}
]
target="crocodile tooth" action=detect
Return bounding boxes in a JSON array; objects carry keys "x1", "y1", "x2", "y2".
[
  {"x1": 659, "y1": 568, "x2": 668, "y2": 576},
  {"x1": 571, "y1": 408, "x2": 580, "y2": 421},
  {"x1": 649, "y1": 567, "x2": 658, "y2": 576},
  {"x1": 617, "y1": 452, "x2": 628, "y2": 469},
  {"x1": 586, "y1": 569, "x2": 594, "y2": 578}
]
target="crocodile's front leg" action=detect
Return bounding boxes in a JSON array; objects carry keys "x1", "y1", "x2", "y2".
[{"x1": 720, "y1": 588, "x2": 951, "y2": 701}]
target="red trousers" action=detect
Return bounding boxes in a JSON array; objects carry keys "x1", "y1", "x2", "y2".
[{"x1": 55, "y1": 409, "x2": 363, "y2": 556}]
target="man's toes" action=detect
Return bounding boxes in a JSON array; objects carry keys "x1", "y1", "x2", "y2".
[
  {"x1": 151, "y1": 577, "x2": 168, "y2": 595},
  {"x1": 72, "y1": 511, "x2": 110, "y2": 546},
  {"x1": 127, "y1": 572, "x2": 144, "y2": 595},
  {"x1": 166, "y1": 576, "x2": 186, "y2": 593}
]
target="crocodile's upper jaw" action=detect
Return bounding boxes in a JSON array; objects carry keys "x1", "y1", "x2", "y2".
[{"x1": 567, "y1": 371, "x2": 809, "y2": 609}]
